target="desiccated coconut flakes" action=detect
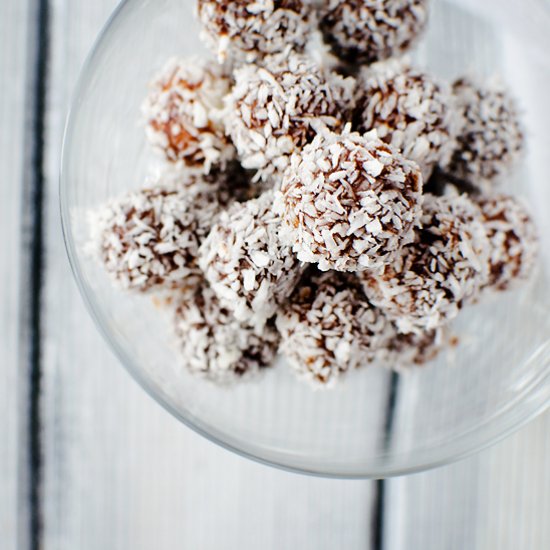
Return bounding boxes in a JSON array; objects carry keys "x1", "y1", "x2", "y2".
[
  {"x1": 199, "y1": 190, "x2": 304, "y2": 329},
  {"x1": 277, "y1": 126, "x2": 423, "y2": 272},
  {"x1": 142, "y1": 56, "x2": 235, "y2": 172},
  {"x1": 319, "y1": 0, "x2": 430, "y2": 65},
  {"x1": 173, "y1": 283, "x2": 279, "y2": 384},
  {"x1": 360, "y1": 192, "x2": 491, "y2": 334},
  {"x1": 225, "y1": 51, "x2": 356, "y2": 181}
]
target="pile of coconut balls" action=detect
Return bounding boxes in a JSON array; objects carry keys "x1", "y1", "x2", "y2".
[{"x1": 89, "y1": 0, "x2": 539, "y2": 388}]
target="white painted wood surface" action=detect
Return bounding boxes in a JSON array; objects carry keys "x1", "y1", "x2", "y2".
[
  {"x1": 41, "y1": 2, "x2": 375, "y2": 549},
  {"x1": 0, "y1": 2, "x2": 32, "y2": 549},
  {"x1": 386, "y1": 412, "x2": 550, "y2": 550},
  {"x1": 384, "y1": 23, "x2": 550, "y2": 550},
  {"x1": 0, "y1": 0, "x2": 546, "y2": 548}
]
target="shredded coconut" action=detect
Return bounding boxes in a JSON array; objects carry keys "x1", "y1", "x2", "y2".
[
  {"x1": 276, "y1": 270, "x2": 394, "y2": 388},
  {"x1": 197, "y1": 0, "x2": 315, "y2": 63},
  {"x1": 89, "y1": 183, "x2": 220, "y2": 293},
  {"x1": 355, "y1": 59, "x2": 463, "y2": 179},
  {"x1": 142, "y1": 57, "x2": 235, "y2": 172},
  {"x1": 225, "y1": 51, "x2": 356, "y2": 181},
  {"x1": 276, "y1": 127, "x2": 423, "y2": 272},
  {"x1": 360, "y1": 193, "x2": 491, "y2": 333},
  {"x1": 476, "y1": 193, "x2": 538, "y2": 292},
  {"x1": 380, "y1": 326, "x2": 446, "y2": 370},
  {"x1": 319, "y1": 0, "x2": 429, "y2": 64},
  {"x1": 173, "y1": 284, "x2": 279, "y2": 383},
  {"x1": 447, "y1": 77, "x2": 524, "y2": 183},
  {"x1": 199, "y1": 190, "x2": 304, "y2": 329}
]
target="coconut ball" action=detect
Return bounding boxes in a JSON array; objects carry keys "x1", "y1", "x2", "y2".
[
  {"x1": 355, "y1": 59, "x2": 462, "y2": 179},
  {"x1": 276, "y1": 128, "x2": 423, "y2": 272},
  {"x1": 173, "y1": 284, "x2": 279, "y2": 384},
  {"x1": 90, "y1": 183, "x2": 220, "y2": 293},
  {"x1": 360, "y1": 193, "x2": 490, "y2": 333},
  {"x1": 142, "y1": 57, "x2": 235, "y2": 171},
  {"x1": 447, "y1": 78, "x2": 524, "y2": 182},
  {"x1": 226, "y1": 52, "x2": 356, "y2": 181},
  {"x1": 476, "y1": 193, "x2": 538, "y2": 291},
  {"x1": 319, "y1": 0, "x2": 429, "y2": 65},
  {"x1": 199, "y1": 190, "x2": 304, "y2": 329},
  {"x1": 276, "y1": 271, "x2": 393, "y2": 388},
  {"x1": 197, "y1": 0, "x2": 314, "y2": 63}
]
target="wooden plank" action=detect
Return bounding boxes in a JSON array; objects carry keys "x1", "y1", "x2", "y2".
[
  {"x1": 385, "y1": 9, "x2": 550, "y2": 550},
  {"x1": 386, "y1": 412, "x2": 550, "y2": 550},
  {"x1": 41, "y1": 2, "x2": 374, "y2": 549},
  {"x1": 0, "y1": 2, "x2": 33, "y2": 549}
]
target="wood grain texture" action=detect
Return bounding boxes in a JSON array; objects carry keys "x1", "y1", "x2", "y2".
[
  {"x1": 0, "y1": 2, "x2": 32, "y2": 549},
  {"x1": 385, "y1": 24, "x2": 550, "y2": 550},
  {"x1": 38, "y1": 1, "x2": 550, "y2": 549},
  {"x1": 41, "y1": 2, "x2": 374, "y2": 549},
  {"x1": 385, "y1": 412, "x2": 550, "y2": 550}
]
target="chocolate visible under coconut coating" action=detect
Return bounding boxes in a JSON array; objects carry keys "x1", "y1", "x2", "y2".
[
  {"x1": 360, "y1": 193, "x2": 490, "y2": 334},
  {"x1": 91, "y1": 184, "x2": 220, "y2": 293},
  {"x1": 199, "y1": 190, "x2": 304, "y2": 329},
  {"x1": 381, "y1": 326, "x2": 445, "y2": 370},
  {"x1": 276, "y1": 271, "x2": 393, "y2": 388},
  {"x1": 154, "y1": 161, "x2": 253, "y2": 204},
  {"x1": 276, "y1": 128, "x2": 423, "y2": 272},
  {"x1": 226, "y1": 52, "x2": 356, "y2": 181},
  {"x1": 319, "y1": 0, "x2": 429, "y2": 65},
  {"x1": 173, "y1": 285, "x2": 279, "y2": 384},
  {"x1": 355, "y1": 59, "x2": 462, "y2": 179},
  {"x1": 142, "y1": 57, "x2": 234, "y2": 171},
  {"x1": 197, "y1": 0, "x2": 314, "y2": 62},
  {"x1": 447, "y1": 78, "x2": 524, "y2": 182},
  {"x1": 476, "y1": 193, "x2": 538, "y2": 292}
]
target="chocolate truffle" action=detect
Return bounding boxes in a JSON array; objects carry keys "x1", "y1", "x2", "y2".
[
  {"x1": 476, "y1": 193, "x2": 538, "y2": 291},
  {"x1": 199, "y1": 190, "x2": 304, "y2": 328},
  {"x1": 447, "y1": 77, "x2": 524, "y2": 182},
  {"x1": 276, "y1": 271, "x2": 393, "y2": 388},
  {"x1": 173, "y1": 284, "x2": 279, "y2": 383},
  {"x1": 381, "y1": 326, "x2": 445, "y2": 370},
  {"x1": 276, "y1": 128, "x2": 423, "y2": 272},
  {"x1": 355, "y1": 59, "x2": 462, "y2": 179},
  {"x1": 360, "y1": 193, "x2": 490, "y2": 333},
  {"x1": 91, "y1": 183, "x2": 219, "y2": 292},
  {"x1": 142, "y1": 57, "x2": 234, "y2": 171},
  {"x1": 226, "y1": 51, "x2": 355, "y2": 180},
  {"x1": 197, "y1": 0, "x2": 314, "y2": 62},
  {"x1": 319, "y1": 0, "x2": 429, "y2": 65}
]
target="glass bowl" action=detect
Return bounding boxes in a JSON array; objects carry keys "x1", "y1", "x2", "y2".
[{"x1": 61, "y1": 0, "x2": 550, "y2": 478}]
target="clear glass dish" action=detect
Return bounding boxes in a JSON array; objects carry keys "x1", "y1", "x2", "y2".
[{"x1": 61, "y1": 0, "x2": 550, "y2": 478}]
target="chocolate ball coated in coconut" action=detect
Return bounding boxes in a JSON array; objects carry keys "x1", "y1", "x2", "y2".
[
  {"x1": 276, "y1": 271, "x2": 393, "y2": 388},
  {"x1": 319, "y1": 0, "x2": 429, "y2": 65},
  {"x1": 476, "y1": 193, "x2": 538, "y2": 292},
  {"x1": 197, "y1": 0, "x2": 314, "y2": 62},
  {"x1": 142, "y1": 57, "x2": 234, "y2": 171},
  {"x1": 199, "y1": 190, "x2": 304, "y2": 329},
  {"x1": 173, "y1": 285, "x2": 279, "y2": 384},
  {"x1": 355, "y1": 59, "x2": 462, "y2": 179},
  {"x1": 447, "y1": 78, "x2": 524, "y2": 183},
  {"x1": 90, "y1": 181, "x2": 220, "y2": 293},
  {"x1": 360, "y1": 193, "x2": 491, "y2": 333},
  {"x1": 226, "y1": 52, "x2": 356, "y2": 181},
  {"x1": 276, "y1": 128, "x2": 423, "y2": 272}
]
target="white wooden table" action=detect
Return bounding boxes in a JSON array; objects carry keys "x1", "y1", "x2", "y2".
[{"x1": 1, "y1": 1, "x2": 550, "y2": 549}]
